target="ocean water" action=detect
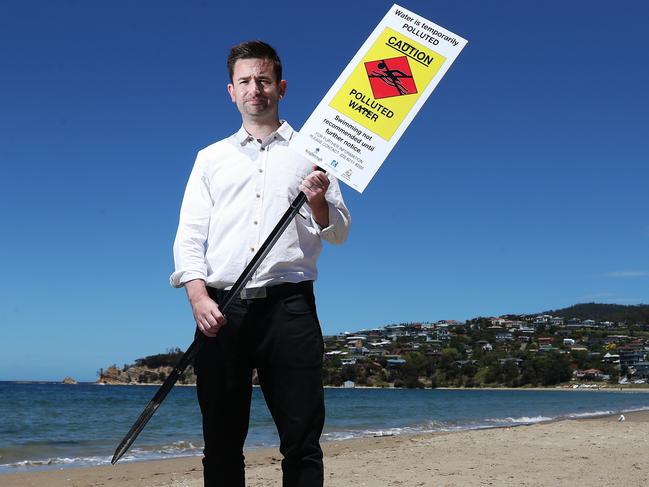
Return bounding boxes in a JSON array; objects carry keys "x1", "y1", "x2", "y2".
[{"x1": 2, "y1": 382, "x2": 649, "y2": 473}]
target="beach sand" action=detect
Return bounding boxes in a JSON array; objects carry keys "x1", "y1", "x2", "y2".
[{"x1": 3, "y1": 410, "x2": 648, "y2": 487}]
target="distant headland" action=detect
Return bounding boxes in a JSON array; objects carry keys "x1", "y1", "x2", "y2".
[{"x1": 98, "y1": 303, "x2": 649, "y2": 389}]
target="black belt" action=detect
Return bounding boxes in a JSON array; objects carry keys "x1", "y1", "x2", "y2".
[{"x1": 211, "y1": 281, "x2": 313, "y2": 301}]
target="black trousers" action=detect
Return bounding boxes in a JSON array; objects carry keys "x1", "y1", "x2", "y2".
[{"x1": 195, "y1": 282, "x2": 325, "y2": 487}]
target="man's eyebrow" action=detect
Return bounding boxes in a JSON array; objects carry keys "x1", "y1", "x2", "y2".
[{"x1": 237, "y1": 74, "x2": 272, "y2": 82}]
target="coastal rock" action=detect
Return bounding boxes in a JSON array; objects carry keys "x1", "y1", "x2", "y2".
[
  {"x1": 98, "y1": 348, "x2": 198, "y2": 385},
  {"x1": 62, "y1": 377, "x2": 78, "y2": 385},
  {"x1": 97, "y1": 363, "x2": 197, "y2": 385}
]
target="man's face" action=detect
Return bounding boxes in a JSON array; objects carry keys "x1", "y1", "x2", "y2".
[{"x1": 227, "y1": 58, "x2": 286, "y2": 123}]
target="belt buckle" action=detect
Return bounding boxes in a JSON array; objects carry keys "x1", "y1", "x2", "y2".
[{"x1": 240, "y1": 287, "x2": 267, "y2": 300}]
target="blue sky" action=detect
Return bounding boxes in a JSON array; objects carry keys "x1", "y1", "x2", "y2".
[{"x1": 1, "y1": 0, "x2": 647, "y2": 381}]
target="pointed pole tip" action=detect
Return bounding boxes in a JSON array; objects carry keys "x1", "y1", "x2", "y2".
[{"x1": 111, "y1": 448, "x2": 124, "y2": 465}]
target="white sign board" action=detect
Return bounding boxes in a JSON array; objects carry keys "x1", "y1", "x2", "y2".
[{"x1": 291, "y1": 4, "x2": 467, "y2": 192}]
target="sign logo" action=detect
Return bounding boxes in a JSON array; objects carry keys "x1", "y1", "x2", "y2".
[
  {"x1": 364, "y1": 56, "x2": 417, "y2": 99},
  {"x1": 305, "y1": 147, "x2": 323, "y2": 162}
]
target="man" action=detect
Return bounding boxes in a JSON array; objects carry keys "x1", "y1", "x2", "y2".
[{"x1": 170, "y1": 40, "x2": 350, "y2": 487}]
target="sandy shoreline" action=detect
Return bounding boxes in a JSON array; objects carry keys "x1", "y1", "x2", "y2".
[
  {"x1": 77, "y1": 382, "x2": 649, "y2": 391},
  {"x1": 3, "y1": 410, "x2": 649, "y2": 486}
]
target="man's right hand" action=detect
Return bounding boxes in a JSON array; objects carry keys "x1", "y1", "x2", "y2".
[{"x1": 185, "y1": 280, "x2": 227, "y2": 337}]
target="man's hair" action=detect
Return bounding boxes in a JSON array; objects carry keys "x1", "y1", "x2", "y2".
[{"x1": 227, "y1": 40, "x2": 282, "y2": 83}]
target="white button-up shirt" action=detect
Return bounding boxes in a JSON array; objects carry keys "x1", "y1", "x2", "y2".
[{"x1": 170, "y1": 121, "x2": 351, "y2": 289}]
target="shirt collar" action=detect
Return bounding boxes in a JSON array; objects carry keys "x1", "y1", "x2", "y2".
[{"x1": 236, "y1": 120, "x2": 294, "y2": 147}]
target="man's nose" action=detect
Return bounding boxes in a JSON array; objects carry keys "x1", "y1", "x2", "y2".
[{"x1": 251, "y1": 80, "x2": 262, "y2": 93}]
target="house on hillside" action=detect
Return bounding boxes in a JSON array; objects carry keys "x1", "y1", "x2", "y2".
[
  {"x1": 630, "y1": 362, "x2": 649, "y2": 379},
  {"x1": 566, "y1": 318, "x2": 582, "y2": 329},
  {"x1": 498, "y1": 358, "x2": 523, "y2": 367},
  {"x1": 495, "y1": 331, "x2": 513, "y2": 342},
  {"x1": 436, "y1": 325, "x2": 451, "y2": 341},
  {"x1": 476, "y1": 340, "x2": 493, "y2": 351},
  {"x1": 455, "y1": 360, "x2": 478, "y2": 368},
  {"x1": 508, "y1": 320, "x2": 526, "y2": 330},
  {"x1": 325, "y1": 350, "x2": 345, "y2": 357},
  {"x1": 619, "y1": 349, "x2": 645, "y2": 369},
  {"x1": 349, "y1": 346, "x2": 370, "y2": 357},
  {"x1": 367, "y1": 349, "x2": 387, "y2": 357},
  {"x1": 386, "y1": 358, "x2": 407, "y2": 368},
  {"x1": 574, "y1": 368, "x2": 605, "y2": 380}
]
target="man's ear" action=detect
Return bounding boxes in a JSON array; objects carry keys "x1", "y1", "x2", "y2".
[
  {"x1": 279, "y1": 80, "x2": 287, "y2": 99},
  {"x1": 227, "y1": 83, "x2": 236, "y2": 103}
]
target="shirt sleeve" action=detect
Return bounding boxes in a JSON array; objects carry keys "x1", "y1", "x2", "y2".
[
  {"x1": 170, "y1": 151, "x2": 213, "y2": 288},
  {"x1": 310, "y1": 175, "x2": 351, "y2": 245}
]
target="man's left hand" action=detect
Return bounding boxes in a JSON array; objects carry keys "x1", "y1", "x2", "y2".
[{"x1": 299, "y1": 167, "x2": 330, "y2": 228}]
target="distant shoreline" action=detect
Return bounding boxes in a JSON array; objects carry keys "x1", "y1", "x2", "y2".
[{"x1": 6, "y1": 380, "x2": 649, "y2": 393}]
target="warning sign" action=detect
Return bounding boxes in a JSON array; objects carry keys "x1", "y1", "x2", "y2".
[
  {"x1": 290, "y1": 4, "x2": 467, "y2": 193},
  {"x1": 365, "y1": 56, "x2": 417, "y2": 99},
  {"x1": 329, "y1": 27, "x2": 445, "y2": 141}
]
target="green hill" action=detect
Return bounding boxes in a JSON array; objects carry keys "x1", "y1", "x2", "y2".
[{"x1": 541, "y1": 303, "x2": 649, "y2": 323}]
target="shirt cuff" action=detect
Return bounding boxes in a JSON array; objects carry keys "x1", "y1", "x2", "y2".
[
  {"x1": 169, "y1": 270, "x2": 207, "y2": 288},
  {"x1": 311, "y1": 201, "x2": 338, "y2": 239}
]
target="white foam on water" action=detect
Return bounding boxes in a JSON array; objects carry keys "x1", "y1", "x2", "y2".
[
  {"x1": 485, "y1": 415, "x2": 554, "y2": 424},
  {"x1": 0, "y1": 441, "x2": 204, "y2": 473},
  {"x1": 1, "y1": 455, "x2": 109, "y2": 469},
  {"x1": 565, "y1": 410, "x2": 614, "y2": 419},
  {"x1": 619, "y1": 406, "x2": 649, "y2": 414}
]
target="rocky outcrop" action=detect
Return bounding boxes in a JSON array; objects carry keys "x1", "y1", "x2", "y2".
[
  {"x1": 62, "y1": 377, "x2": 78, "y2": 385},
  {"x1": 97, "y1": 364, "x2": 196, "y2": 385}
]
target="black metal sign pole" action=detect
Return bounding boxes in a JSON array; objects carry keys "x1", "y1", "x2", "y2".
[{"x1": 111, "y1": 191, "x2": 308, "y2": 465}]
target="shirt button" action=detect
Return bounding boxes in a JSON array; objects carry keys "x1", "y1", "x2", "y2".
[
  {"x1": 260, "y1": 147, "x2": 265, "y2": 151},
  {"x1": 253, "y1": 220, "x2": 258, "y2": 225},
  {"x1": 250, "y1": 247, "x2": 255, "y2": 252},
  {"x1": 258, "y1": 169, "x2": 263, "y2": 173},
  {"x1": 256, "y1": 193, "x2": 261, "y2": 198}
]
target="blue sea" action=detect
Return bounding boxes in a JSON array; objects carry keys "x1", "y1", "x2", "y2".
[{"x1": 2, "y1": 382, "x2": 649, "y2": 474}]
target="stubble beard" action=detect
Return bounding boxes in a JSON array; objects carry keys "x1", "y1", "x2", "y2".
[{"x1": 241, "y1": 97, "x2": 278, "y2": 122}]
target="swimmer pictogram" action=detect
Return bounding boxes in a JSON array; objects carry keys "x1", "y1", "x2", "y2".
[
  {"x1": 329, "y1": 27, "x2": 449, "y2": 141},
  {"x1": 364, "y1": 56, "x2": 417, "y2": 99}
]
